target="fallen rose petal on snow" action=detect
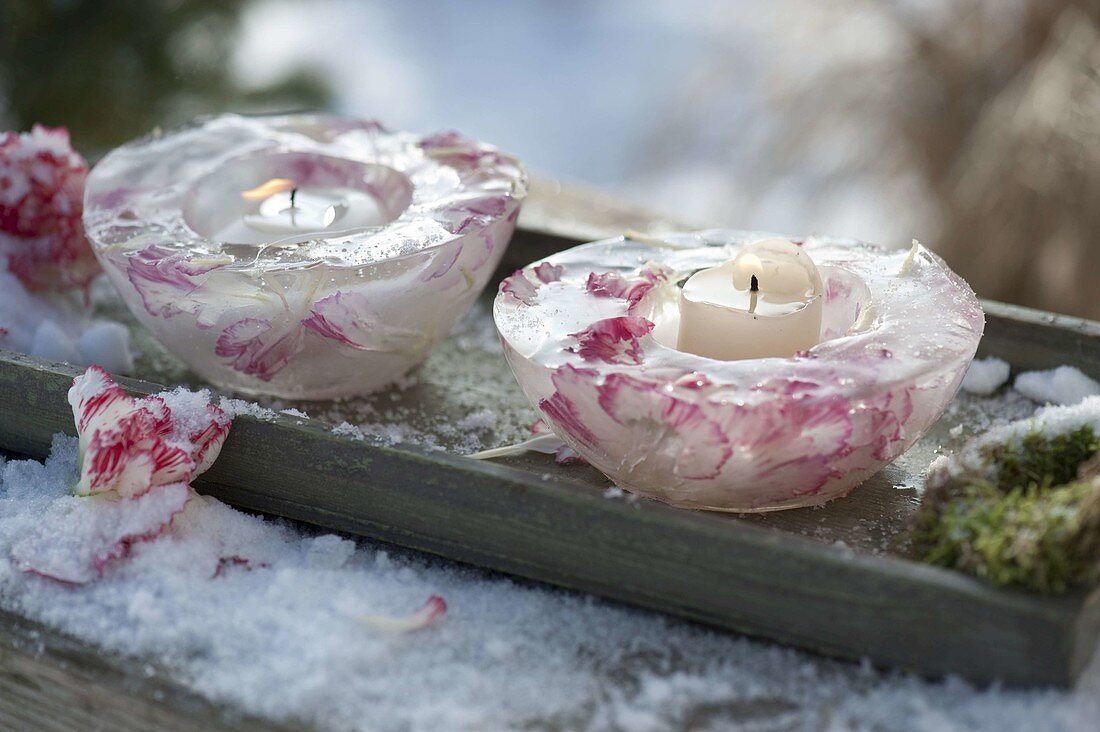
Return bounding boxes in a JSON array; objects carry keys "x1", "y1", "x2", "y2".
[
  {"x1": 68, "y1": 365, "x2": 231, "y2": 496},
  {"x1": 359, "y1": 595, "x2": 448, "y2": 633}
]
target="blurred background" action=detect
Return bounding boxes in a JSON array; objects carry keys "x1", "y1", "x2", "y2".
[{"x1": 2, "y1": 0, "x2": 1097, "y2": 317}]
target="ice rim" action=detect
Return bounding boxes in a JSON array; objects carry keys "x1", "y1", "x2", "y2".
[
  {"x1": 493, "y1": 230, "x2": 985, "y2": 512},
  {"x1": 77, "y1": 114, "x2": 528, "y2": 399},
  {"x1": 81, "y1": 113, "x2": 528, "y2": 270}
]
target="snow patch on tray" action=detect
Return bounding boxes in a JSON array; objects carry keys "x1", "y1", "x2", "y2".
[
  {"x1": 260, "y1": 304, "x2": 532, "y2": 456},
  {"x1": 331, "y1": 421, "x2": 365, "y2": 441},
  {"x1": 0, "y1": 268, "x2": 134, "y2": 373},
  {"x1": 217, "y1": 397, "x2": 278, "y2": 421},
  {"x1": 1013, "y1": 366, "x2": 1100, "y2": 406},
  {"x1": 960, "y1": 357, "x2": 1010, "y2": 396}
]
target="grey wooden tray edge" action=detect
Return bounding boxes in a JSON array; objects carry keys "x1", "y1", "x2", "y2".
[
  {"x1": 0, "y1": 605, "x2": 296, "y2": 732},
  {"x1": 1, "y1": 332, "x2": 1098, "y2": 688}
]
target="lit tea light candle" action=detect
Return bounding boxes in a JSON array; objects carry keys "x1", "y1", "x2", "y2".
[
  {"x1": 677, "y1": 238, "x2": 823, "y2": 360},
  {"x1": 184, "y1": 153, "x2": 402, "y2": 246}
]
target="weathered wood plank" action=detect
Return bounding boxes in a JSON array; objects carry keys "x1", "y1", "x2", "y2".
[
  {"x1": 0, "y1": 607, "x2": 293, "y2": 732},
  {"x1": 0, "y1": 332, "x2": 1097, "y2": 688}
]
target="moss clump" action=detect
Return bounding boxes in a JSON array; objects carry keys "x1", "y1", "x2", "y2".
[
  {"x1": 987, "y1": 428, "x2": 1100, "y2": 492},
  {"x1": 911, "y1": 425, "x2": 1100, "y2": 593}
]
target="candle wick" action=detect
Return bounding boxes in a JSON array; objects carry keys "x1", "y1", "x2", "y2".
[
  {"x1": 289, "y1": 188, "x2": 298, "y2": 208},
  {"x1": 749, "y1": 274, "x2": 759, "y2": 314},
  {"x1": 750, "y1": 274, "x2": 759, "y2": 292}
]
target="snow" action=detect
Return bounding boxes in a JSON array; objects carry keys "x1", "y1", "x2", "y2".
[
  {"x1": 331, "y1": 421, "x2": 366, "y2": 440},
  {"x1": 933, "y1": 364, "x2": 1100, "y2": 523},
  {"x1": 960, "y1": 356, "x2": 1011, "y2": 395},
  {"x1": 0, "y1": 269, "x2": 134, "y2": 374},
  {"x1": 1013, "y1": 366, "x2": 1100, "y2": 406},
  {"x1": 2, "y1": 433, "x2": 1098, "y2": 731},
  {"x1": 76, "y1": 321, "x2": 135, "y2": 374},
  {"x1": 304, "y1": 303, "x2": 533, "y2": 456},
  {"x1": 217, "y1": 397, "x2": 277, "y2": 421}
]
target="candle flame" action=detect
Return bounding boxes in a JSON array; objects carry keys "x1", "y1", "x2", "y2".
[{"x1": 241, "y1": 178, "x2": 296, "y2": 201}]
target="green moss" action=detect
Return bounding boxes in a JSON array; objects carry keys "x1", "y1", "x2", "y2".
[
  {"x1": 911, "y1": 425, "x2": 1100, "y2": 593},
  {"x1": 986, "y1": 427, "x2": 1099, "y2": 492}
]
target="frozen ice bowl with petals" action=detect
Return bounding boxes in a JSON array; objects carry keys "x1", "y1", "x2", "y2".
[
  {"x1": 82, "y1": 114, "x2": 527, "y2": 399},
  {"x1": 493, "y1": 231, "x2": 984, "y2": 512}
]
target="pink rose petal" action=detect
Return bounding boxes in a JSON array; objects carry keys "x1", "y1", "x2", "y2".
[
  {"x1": 713, "y1": 388, "x2": 853, "y2": 496},
  {"x1": 421, "y1": 130, "x2": 503, "y2": 168},
  {"x1": 532, "y1": 262, "x2": 563, "y2": 284},
  {"x1": 81, "y1": 411, "x2": 192, "y2": 498},
  {"x1": 529, "y1": 418, "x2": 586, "y2": 464},
  {"x1": 126, "y1": 244, "x2": 225, "y2": 322},
  {"x1": 359, "y1": 595, "x2": 448, "y2": 633},
  {"x1": 598, "y1": 373, "x2": 732, "y2": 481},
  {"x1": 566, "y1": 316, "x2": 654, "y2": 365},
  {"x1": 419, "y1": 243, "x2": 462, "y2": 282},
  {"x1": 18, "y1": 368, "x2": 235, "y2": 583},
  {"x1": 584, "y1": 263, "x2": 671, "y2": 312},
  {"x1": 451, "y1": 195, "x2": 508, "y2": 234},
  {"x1": 303, "y1": 290, "x2": 424, "y2": 353},
  {"x1": 541, "y1": 367, "x2": 731, "y2": 482},
  {"x1": 68, "y1": 366, "x2": 232, "y2": 496},
  {"x1": 215, "y1": 317, "x2": 304, "y2": 381},
  {"x1": 500, "y1": 270, "x2": 539, "y2": 305}
]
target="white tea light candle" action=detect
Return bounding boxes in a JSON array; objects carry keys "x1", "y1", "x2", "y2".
[
  {"x1": 677, "y1": 238, "x2": 823, "y2": 360},
  {"x1": 183, "y1": 152, "x2": 413, "y2": 245}
]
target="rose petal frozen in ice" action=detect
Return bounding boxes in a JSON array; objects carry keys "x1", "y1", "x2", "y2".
[
  {"x1": 0, "y1": 125, "x2": 99, "y2": 295},
  {"x1": 566, "y1": 316, "x2": 654, "y2": 365},
  {"x1": 494, "y1": 231, "x2": 983, "y2": 512},
  {"x1": 532, "y1": 262, "x2": 564, "y2": 284},
  {"x1": 83, "y1": 114, "x2": 527, "y2": 399},
  {"x1": 418, "y1": 242, "x2": 462, "y2": 282},
  {"x1": 126, "y1": 244, "x2": 227, "y2": 322},
  {"x1": 421, "y1": 130, "x2": 505, "y2": 168},
  {"x1": 302, "y1": 290, "x2": 425, "y2": 353},
  {"x1": 531, "y1": 418, "x2": 585, "y2": 464},
  {"x1": 500, "y1": 271, "x2": 539, "y2": 305},
  {"x1": 710, "y1": 384, "x2": 853, "y2": 496},
  {"x1": 449, "y1": 195, "x2": 509, "y2": 234},
  {"x1": 215, "y1": 317, "x2": 305, "y2": 382},
  {"x1": 585, "y1": 263, "x2": 671, "y2": 312}
]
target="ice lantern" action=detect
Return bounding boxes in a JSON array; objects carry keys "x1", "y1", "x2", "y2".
[
  {"x1": 83, "y1": 114, "x2": 527, "y2": 399},
  {"x1": 493, "y1": 231, "x2": 984, "y2": 513}
]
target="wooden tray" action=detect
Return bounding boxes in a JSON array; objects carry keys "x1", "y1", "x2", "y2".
[{"x1": 1, "y1": 180, "x2": 1098, "y2": 693}]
